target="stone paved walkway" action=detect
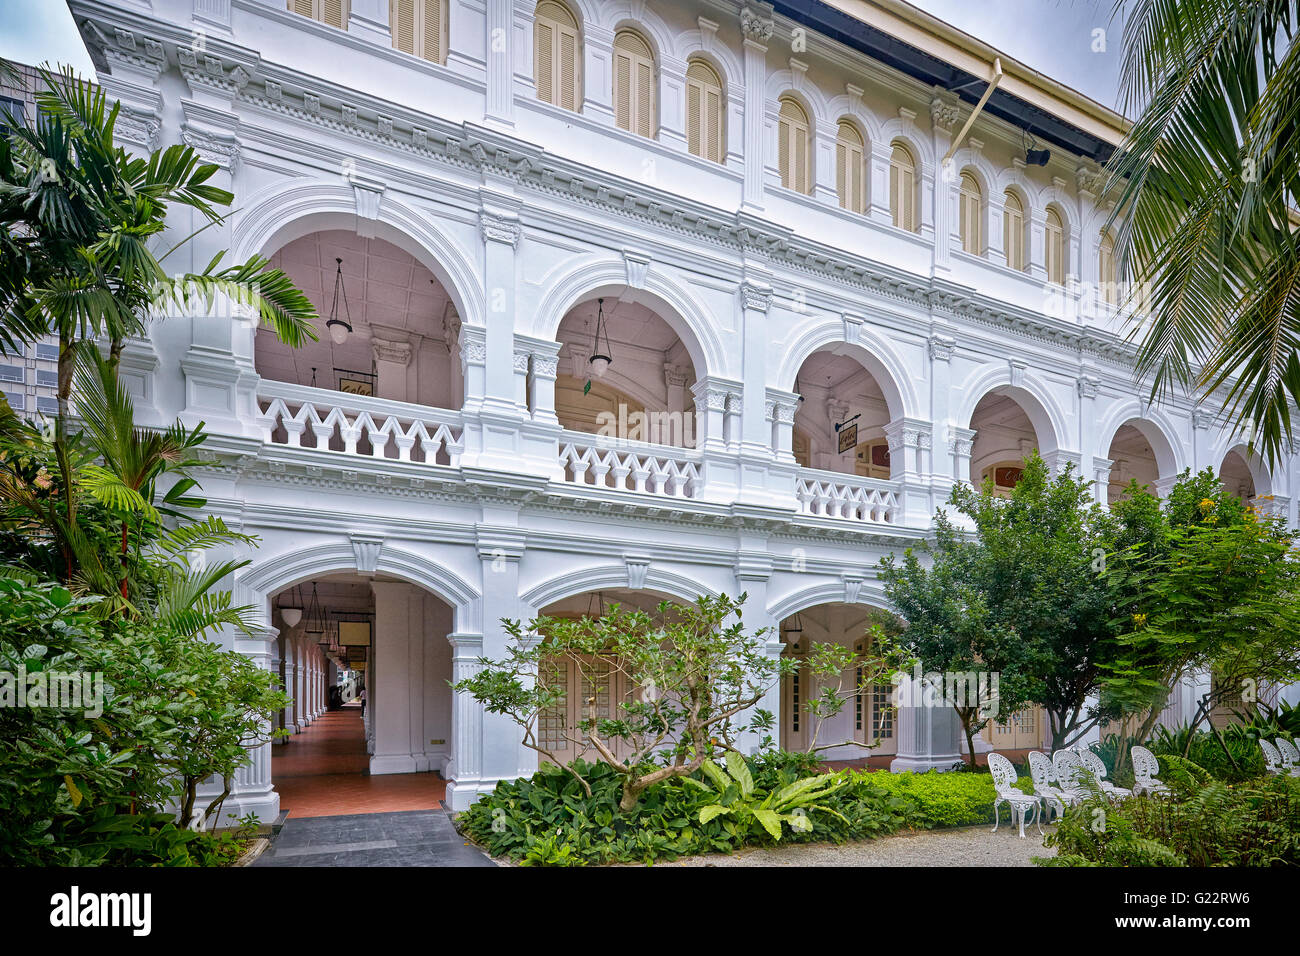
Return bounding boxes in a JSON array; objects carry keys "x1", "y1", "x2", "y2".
[
  {"x1": 252, "y1": 809, "x2": 497, "y2": 867},
  {"x1": 661, "y1": 823, "x2": 1056, "y2": 867}
]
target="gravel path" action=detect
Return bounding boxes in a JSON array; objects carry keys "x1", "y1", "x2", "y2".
[{"x1": 660, "y1": 824, "x2": 1056, "y2": 867}]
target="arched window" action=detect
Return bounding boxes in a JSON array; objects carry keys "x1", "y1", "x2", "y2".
[
  {"x1": 1003, "y1": 190, "x2": 1025, "y2": 271},
  {"x1": 1098, "y1": 229, "x2": 1118, "y2": 305},
  {"x1": 836, "y1": 120, "x2": 866, "y2": 214},
  {"x1": 289, "y1": 0, "x2": 348, "y2": 29},
  {"x1": 778, "y1": 96, "x2": 812, "y2": 194},
  {"x1": 889, "y1": 143, "x2": 918, "y2": 232},
  {"x1": 1045, "y1": 206, "x2": 1066, "y2": 284},
  {"x1": 389, "y1": 0, "x2": 446, "y2": 64},
  {"x1": 959, "y1": 172, "x2": 982, "y2": 254},
  {"x1": 685, "y1": 59, "x2": 725, "y2": 163},
  {"x1": 613, "y1": 30, "x2": 656, "y2": 139},
  {"x1": 534, "y1": 1, "x2": 581, "y2": 112}
]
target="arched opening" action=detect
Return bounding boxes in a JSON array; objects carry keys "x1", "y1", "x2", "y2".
[
  {"x1": 1105, "y1": 419, "x2": 1174, "y2": 504},
  {"x1": 777, "y1": 603, "x2": 902, "y2": 764},
  {"x1": 535, "y1": 587, "x2": 687, "y2": 765},
  {"x1": 534, "y1": 0, "x2": 582, "y2": 112},
  {"x1": 1044, "y1": 204, "x2": 1068, "y2": 285},
  {"x1": 268, "y1": 571, "x2": 454, "y2": 817},
  {"x1": 255, "y1": 229, "x2": 465, "y2": 410},
  {"x1": 685, "y1": 57, "x2": 725, "y2": 163},
  {"x1": 778, "y1": 95, "x2": 812, "y2": 195},
  {"x1": 612, "y1": 28, "x2": 656, "y2": 138},
  {"x1": 553, "y1": 292, "x2": 700, "y2": 447},
  {"x1": 889, "y1": 141, "x2": 919, "y2": 232},
  {"x1": 1003, "y1": 189, "x2": 1026, "y2": 271},
  {"x1": 969, "y1": 390, "x2": 1051, "y2": 492},
  {"x1": 835, "y1": 119, "x2": 866, "y2": 214},
  {"x1": 791, "y1": 348, "x2": 896, "y2": 478},
  {"x1": 1219, "y1": 448, "x2": 1259, "y2": 503},
  {"x1": 959, "y1": 170, "x2": 983, "y2": 255}
]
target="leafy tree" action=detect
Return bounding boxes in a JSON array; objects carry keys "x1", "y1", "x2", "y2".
[
  {"x1": 1106, "y1": 0, "x2": 1300, "y2": 464},
  {"x1": 882, "y1": 453, "x2": 1120, "y2": 755},
  {"x1": 453, "y1": 594, "x2": 792, "y2": 812},
  {"x1": 1104, "y1": 468, "x2": 1300, "y2": 766},
  {"x1": 880, "y1": 510, "x2": 1032, "y2": 766},
  {"x1": 798, "y1": 626, "x2": 911, "y2": 755}
]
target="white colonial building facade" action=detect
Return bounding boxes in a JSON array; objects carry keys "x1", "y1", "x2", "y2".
[{"x1": 67, "y1": 0, "x2": 1298, "y2": 819}]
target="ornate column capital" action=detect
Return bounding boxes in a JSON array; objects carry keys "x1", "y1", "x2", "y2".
[
  {"x1": 1191, "y1": 407, "x2": 1216, "y2": 430},
  {"x1": 1077, "y1": 374, "x2": 1102, "y2": 399},
  {"x1": 928, "y1": 333, "x2": 956, "y2": 362},
  {"x1": 947, "y1": 425, "x2": 976, "y2": 458},
  {"x1": 740, "y1": 6, "x2": 775, "y2": 44},
  {"x1": 740, "y1": 279, "x2": 773, "y2": 313},
  {"x1": 884, "y1": 417, "x2": 934, "y2": 453},
  {"x1": 371, "y1": 337, "x2": 412, "y2": 367},
  {"x1": 930, "y1": 94, "x2": 960, "y2": 133},
  {"x1": 480, "y1": 211, "x2": 521, "y2": 247}
]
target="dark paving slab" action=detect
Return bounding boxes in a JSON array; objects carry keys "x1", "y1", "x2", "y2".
[{"x1": 253, "y1": 809, "x2": 497, "y2": 867}]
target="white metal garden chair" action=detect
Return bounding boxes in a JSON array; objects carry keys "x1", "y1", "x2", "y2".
[
  {"x1": 1274, "y1": 738, "x2": 1300, "y2": 777},
  {"x1": 1260, "y1": 738, "x2": 1285, "y2": 775},
  {"x1": 987, "y1": 752, "x2": 1042, "y2": 838},
  {"x1": 1130, "y1": 745, "x2": 1170, "y2": 797},
  {"x1": 1026, "y1": 750, "x2": 1068, "y2": 822},
  {"x1": 1078, "y1": 747, "x2": 1131, "y2": 800},
  {"x1": 1051, "y1": 749, "x2": 1092, "y2": 804}
]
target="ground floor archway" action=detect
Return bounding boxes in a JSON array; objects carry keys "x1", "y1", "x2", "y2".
[{"x1": 266, "y1": 571, "x2": 455, "y2": 817}]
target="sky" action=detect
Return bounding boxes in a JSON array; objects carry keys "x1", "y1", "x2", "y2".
[{"x1": 1, "y1": 0, "x2": 1127, "y2": 111}]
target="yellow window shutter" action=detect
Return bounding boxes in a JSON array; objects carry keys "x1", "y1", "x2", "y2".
[
  {"x1": 535, "y1": 20, "x2": 553, "y2": 103},
  {"x1": 686, "y1": 81, "x2": 701, "y2": 156},
  {"x1": 421, "y1": 0, "x2": 443, "y2": 63},
  {"x1": 290, "y1": 0, "x2": 314, "y2": 16},
  {"x1": 390, "y1": 0, "x2": 415, "y2": 54},
  {"x1": 635, "y1": 60, "x2": 652, "y2": 137},
  {"x1": 559, "y1": 29, "x2": 577, "y2": 111},
  {"x1": 614, "y1": 51, "x2": 631, "y2": 131},
  {"x1": 321, "y1": 0, "x2": 346, "y2": 29}
]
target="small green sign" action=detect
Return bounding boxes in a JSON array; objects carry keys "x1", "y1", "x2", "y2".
[{"x1": 583, "y1": 379, "x2": 592, "y2": 396}]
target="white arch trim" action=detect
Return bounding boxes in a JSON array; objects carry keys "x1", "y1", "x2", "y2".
[
  {"x1": 520, "y1": 563, "x2": 720, "y2": 611},
  {"x1": 532, "y1": 256, "x2": 730, "y2": 380},
  {"x1": 1094, "y1": 401, "x2": 1187, "y2": 478},
  {"x1": 775, "y1": 316, "x2": 920, "y2": 421},
  {"x1": 767, "y1": 579, "x2": 891, "y2": 624},
  {"x1": 955, "y1": 363, "x2": 1069, "y2": 455},
  {"x1": 236, "y1": 541, "x2": 482, "y2": 630},
  {"x1": 1217, "y1": 441, "x2": 1274, "y2": 497},
  {"x1": 230, "y1": 180, "x2": 485, "y2": 329}
]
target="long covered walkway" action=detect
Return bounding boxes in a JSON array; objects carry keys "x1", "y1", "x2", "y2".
[{"x1": 273, "y1": 704, "x2": 447, "y2": 818}]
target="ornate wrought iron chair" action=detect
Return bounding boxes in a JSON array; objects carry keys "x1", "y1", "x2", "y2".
[
  {"x1": 1273, "y1": 738, "x2": 1300, "y2": 777},
  {"x1": 1078, "y1": 746, "x2": 1131, "y2": 800},
  {"x1": 987, "y1": 752, "x2": 1041, "y2": 838},
  {"x1": 1026, "y1": 750, "x2": 1068, "y2": 822},
  {"x1": 1260, "y1": 738, "x2": 1285, "y2": 775},
  {"x1": 1130, "y1": 745, "x2": 1170, "y2": 797}
]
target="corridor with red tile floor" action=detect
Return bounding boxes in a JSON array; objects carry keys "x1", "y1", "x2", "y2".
[{"x1": 273, "y1": 703, "x2": 447, "y2": 818}]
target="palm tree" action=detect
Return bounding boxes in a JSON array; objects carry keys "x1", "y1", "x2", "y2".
[
  {"x1": 1107, "y1": 0, "x2": 1300, "y2": 467},
  {"x1": 0, "y1": 65, "x2": 314, "y2": 581}
]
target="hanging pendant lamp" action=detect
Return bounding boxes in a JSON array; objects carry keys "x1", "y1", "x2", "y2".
[
  {"x1": 303, "y1": 583, "x2": 326, "y2": 635},
  {"x1": 325, "y1": 257, "x2": 354, "y2": 345},
  {"x1": 588, "y1": 298, "x2": 613, "y2": 377}
]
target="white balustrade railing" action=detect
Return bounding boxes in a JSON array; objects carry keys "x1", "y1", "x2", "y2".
[
  {"x1": 558, "y1": 431, "x2": 700, "y2": 499},
  {"x1": 796, "y1": 469, "x2": 899, "y2": 523},
  {"x1": 256, "y1": 381, "x2": 463, "y2": 467}
]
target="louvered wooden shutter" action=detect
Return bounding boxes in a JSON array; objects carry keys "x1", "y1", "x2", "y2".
[
  {"x1": 960, "y1": 173, "x2": 981, "y2": 254},
  {"x1": 778, "y1": 98, "x2": 809, "y2": 194},
  {"x1": 391, "y1": 0, "x2": 415, "y2": 53},
  {"x1": 421, "y1": 0, "x2": 443, "y2": 63},
  {"x1": 686, "y1": 60, "x2": 723, "y2": 163},
  {"x1": 613, "y1": 31, "x2": 654, "y2": 138},
  {"x1": 320, "y1": 0, "x2": 346, "y2": 29},
  {"x1": 290, "y1": 0, "x2": 314, "y2": 17},
  {"x1": 558, "y1": 29, "x2": 577, "y2": 110},
  {"x1": 1046, "y1": 208, "x2": 1064, "y2": 283},
  {"x1": 1004, "y1": 191, "x2": 1024, "y2": 270},
  {"x1": 1099, "y1": 231, "x2": 1117, "y2": 304},
  {"x1": 836, "y1": 121, "x2": 864, "y2": 213},
  {"x1": 890, "y1": 145, "x2": 915, "y2": 231},
  {"x1": 535, "y1": 20, "x2": 553, "y2": 103}
]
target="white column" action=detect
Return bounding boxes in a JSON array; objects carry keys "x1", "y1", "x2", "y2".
[
  {"x1": 739, "y1": 279, "x2": 773, "y2": 457},
  {"x1": 445, "y1": 632, "x2": 485, "y2": 810},
  {"x1": 371, "y1": 581, "x2": 417, "y2": 774},
  {"x1": 890, "y1": 671, "x2": 963, "y2": 772},
  {"x1": 739, "y1": 7, "x2": 773, "y2": 211},
  {"x1": 484, "y1": 0, "x2": 514, "y2": 128},
  {"x1": 221, "y1": 623, "x2": 281, "y2": 825}
]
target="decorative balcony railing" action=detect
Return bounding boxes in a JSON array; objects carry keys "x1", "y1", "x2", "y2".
[
  {"x1": 796, "y1": 469, "x2": 899, "y2": 524},
  {"x1": 256, "y1": 382, "x2": 463, "y2": 467},
  {"x1": 558, "y1": 431, "x2": 701, "y2": 499}
]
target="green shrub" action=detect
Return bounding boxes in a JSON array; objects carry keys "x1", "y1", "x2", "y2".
[
  {"x1": 458, "y1": 756, "x2": 997, "y2": 864},
  {"x1": 1042, "y1": 775, "x2": 1300, "y2": 866},
  {"x1": 1148, "y1": 724, "x2": 1266, "y2": 781},
  {"x1": 857, "y1": 769, "x2": 996, "y2": 828}
]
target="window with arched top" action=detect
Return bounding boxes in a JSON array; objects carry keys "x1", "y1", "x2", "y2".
[
  {"x1": 1045, "y1": 206, "x2": 1066, "y2": 284},
  {"x1": 389, "y1": 0, "x2": 447, "y2": 64},
  {"x1": 685, "y1": 59, "x2": 725, "y2": 164},
  {"x1": 1098, "y1": 229, "x2": 1118, "y2": 305},
  {"x1": 836, "y1": 120, "x2": 866, "y2": 214},
  {"x1": 1003, "y1": 190, "x2": 1026, "y2": 271},
  {"x1": 778, "y1": 96, "x2": 812, "y2": 194},
  {"x1": 613, "y1": 29, "x2": 656, "y2": 138},
  {"x1": 290, "y1": 0, "x2": 348, "y2": 29},
  {"x1": 889, "y1": 143, "x2": 918, "y2": 232},
  {"x1": 959, "y1": 172, "x2": 982, "y2": 255},
  {"x1": 534, "y1": 1, "x2": 581, "y2": 112}
]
